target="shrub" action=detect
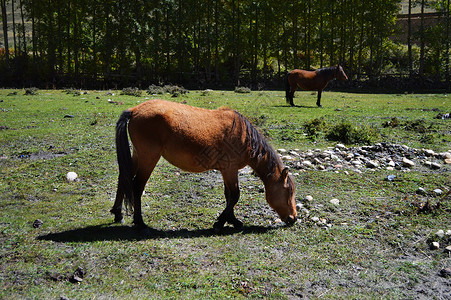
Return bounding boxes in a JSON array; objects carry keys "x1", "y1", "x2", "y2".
[
  {"x1": 24, "y1": 87, "x2": 38, "y2": 95},
  {"x1": 304, "y1": 118, "x2": 327, "y2": 138},
  {"x1": 234, "y1": 86, "x2": 251, "y2": 93},
  {"x1": 326, "y1": 121, "x2": 379, "y2": 145},
  {"x1": 121, "y1": 87, "x2": 142, "y2": 97},
  {"x1": 147, "y1": 84, "x2": 165, "y2": 95},
  {"x1": 382, "y1": 117, "x2": 400, "y2": 128}
]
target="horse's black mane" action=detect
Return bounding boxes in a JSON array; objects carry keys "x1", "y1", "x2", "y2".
[
  {"x1": 234, "y1": 111, "x2": 281, "y2": 173},
  {"x1": 317, "y1": 65, "x2": 338, "y2": 76}
]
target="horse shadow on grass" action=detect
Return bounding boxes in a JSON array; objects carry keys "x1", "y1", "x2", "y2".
[
  {"x1": 273, "y1": 104, "x2": 318, "y2": 109},
  {"x1": 37, "y1": 223, "x2": 279, "y2": 243}
]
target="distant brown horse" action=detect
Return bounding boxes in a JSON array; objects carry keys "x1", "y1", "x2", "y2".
[
  {"x1": 285, "y1": 65, "x2": 348, "y2": 107},
  {"x1": 111, "y1": 99, "x2": 297, "y2": 232}
]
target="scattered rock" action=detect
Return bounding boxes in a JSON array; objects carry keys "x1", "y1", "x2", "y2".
[
  {"x1": 386, "y1": 175, "x2": 396, "y2": 182},
  {"x1": 402, "y1": 157, "x2": 415, "y2": 167},
  {"x1": 416, "y1": 187, "x2": 427, "y2": 195},
  {"x1": 282, "y1": 143, "x2": 448, "y2": 173},
  {"x1": 66, "y1": 172, "x2": 78, "y2": 182},
  {"x1": 444, "y1": 246, "x2": 451, "y2": 253},
  {"x1": 311, "y1": 216, "x2": 320, "y2": 222},
  {"x1": 330, "y1": 198, "x2": 340, "y2": 206},
  {"x1": 424, "y1": 149, "x2": 435, "y2": 156},
  {"x1": 430, "y1": 162, "x2": 441, "y2": 170},
  {"x1": 434, "y1": 189, "x2": 443, "y2": 195},
  {"x1": 436, "y1": 230, "x2": 445, "y2": 238},
  {"x1": 431, "y1": 241, "x2": 440, "y2": 250},
  {"x1": 33, "y1": 219, "x2": 43, "y2": 228},
  {"x1": 439, "y1": 268, "x2": 451, "y2": 278},
  {"x1": 366, "y1": 160, "x2": 379, "y2": 168},
  {"x1": 305, "y1": 195, "x2": 313, "y2": 202}
]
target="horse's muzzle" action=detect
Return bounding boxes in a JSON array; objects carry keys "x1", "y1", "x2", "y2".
[{"x1": 285, "y1": 215, "x2": 297, "y2": 226}]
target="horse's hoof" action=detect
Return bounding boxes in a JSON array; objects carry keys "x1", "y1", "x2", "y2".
[
  {"x1": 232, "y1": 220, "x2": 244, "y2": 231},
  {"x1": 213, "y1": 221, "x2": 224, "y2": 234},
  {"x1": 113, "y1": 216, "x2": 124, "y2": 224}
]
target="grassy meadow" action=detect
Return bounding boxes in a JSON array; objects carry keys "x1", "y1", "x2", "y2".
[{"x1": 0, "y1": 88, "x2": 450, "y2": 299}]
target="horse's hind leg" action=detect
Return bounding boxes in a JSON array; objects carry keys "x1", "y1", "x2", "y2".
[
  {"x1": 131, "y1": 155, "x2": 160, "y2": 228},
  {"x1": 110, "y1": 180, "x2": 125, "y2": 223},
  {"x1": 214, "y1": 171, "x2": 243, "y2": 232},
  {"x1": 288, "y1": 89, "x2": 295, "y2": 107}
]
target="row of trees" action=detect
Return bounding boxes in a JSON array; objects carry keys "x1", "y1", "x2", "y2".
[{"x1": 0, "y1": 0, "x2": 450, "y2": 89}]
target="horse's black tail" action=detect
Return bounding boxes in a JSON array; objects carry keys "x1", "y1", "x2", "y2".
[
  {"x1": 116, "y1": 110, "x2": 134, "y2": 212},
  {"x1": 285, "y1": 72, "x2": 291, "y2": 104}
]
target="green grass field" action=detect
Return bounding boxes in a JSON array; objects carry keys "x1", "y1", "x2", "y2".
[{"x1": 0, "y1": 89, "x2": 450, "y2": 298}]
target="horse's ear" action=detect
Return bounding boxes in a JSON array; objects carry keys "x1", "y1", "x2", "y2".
[{"x1": 281, "y1": 167, "x2": 289, "y2": 182}]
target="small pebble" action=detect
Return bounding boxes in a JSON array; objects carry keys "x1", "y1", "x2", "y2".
[
  {"x1": 436, "y1": 230, "x2": 445, "y2": 238},
  {"x1": 330, "y1": 198, "x2": 340, "y2": 206},
  {"x1": 434, "y1": 189, "x2": 443, "y2": 195},
  {"x1": 402, "y1": 157, "x2": 415, "y2": 167},
  {"x1": 416, "y1": 187, "x2": 427, "y2": 195},
  {"x1": 439, "y1": 268, "x2": 451, "y2": 278},
  {"x1": 431, "y1": 241, "x2": 440, "y2": 250},
  {"x1": 305, "y1": 195, "x2": 313, "y2": 202},
  {"x1": 66, "y1": 172, "x2": 78, "y2": 182},
  {"x1": 33, "y1": 219, "x2": 43, "y2": 228}
]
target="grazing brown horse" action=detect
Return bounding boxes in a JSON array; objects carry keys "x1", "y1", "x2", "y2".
[
  {"x1": 285, "y1": 65, "x2": 348, "y2": 107},
  {"x1": 111, "y1": 99, "x2": 297, "y2": 232}
]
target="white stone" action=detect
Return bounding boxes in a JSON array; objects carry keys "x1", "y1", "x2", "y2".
[
  {"x1": 402, "y1": 157, "x2": 415, "y2": 167},
  {"x1": 431, "y1": 241, "x2": 440, "y2": 250},
  {"x1": 434, "y1": 189, "x2": 443, "y2": 195},
  {"x1": 281, "y1": 155, "x2": 293, "y2": 161},
  {"x1": 366, "y1": 160, "x2": 379, "y2": 168},
  {"x1": 302, "y1": 160, "x2": 313, "y2": 167},
  {"x1": 330, "y1": 198, "x2": 340, "y2": 205},
  {"x1": 388, "y1": 160, "x2": 396, "y2": 167},
  {"x1": 336, "y1": 143, "x2": 346, "y2": 149},
  {"x1": 66, "y1": 172, "x2": 78, "y2": 182},
  {"x1": 436, "y1": 230, "x2": 445, "y2": 238},
  {"x1": 431, "y1": 162, "x2": 441, "y2": 169},
  {"x1": 311, "y1": 216, "x2": 320, "y2": 222},
  {"x1": 351, "y1": 160, "x2": 362, "y2": 166},
  {"x1": 278, "y1": 149, "x2": 287, "y2": 154},
  {"x1": 289, "y1": 151, "x2": 300, "y2": 157},
  {"x1": 305, "y1": 195, "x2": 313, "y2": 202},
  {"x1": 424, "y1": 149, "x2": 435, "y2": 156}
]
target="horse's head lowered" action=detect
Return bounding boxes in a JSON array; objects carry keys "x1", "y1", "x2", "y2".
[
  {"x1": 266, "y1": 167, "x2": 297, "y2": 225},
  {"x1": 336, "y1": 65, "x2": 348, "y2": 81}
]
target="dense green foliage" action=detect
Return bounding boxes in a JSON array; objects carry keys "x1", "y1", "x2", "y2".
[{"x1": 1, "y1": 0, "x2": 449, "y2": 87}]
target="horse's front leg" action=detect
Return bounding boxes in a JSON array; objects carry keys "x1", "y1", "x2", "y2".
[
  {"x1": 214, "y1": 172, "x2": 242, "y2": 232},
  {"x1": 316, "y1": 90, "x2": 322, "y2": 107}
]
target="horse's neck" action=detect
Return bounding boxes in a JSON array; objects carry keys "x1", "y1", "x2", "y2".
[
  {"x1": 324, "y1": 68, "x2": 337, "y2": 82},
  {"x1": 248, "y1": 155, "x2": 279, "y2": 186}
]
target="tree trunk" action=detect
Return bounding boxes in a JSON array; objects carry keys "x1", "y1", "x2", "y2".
[
  {"x1": 1, "y1": 0, "x2": 10, "y2": 70},
  {"x1": 419, "y1": 0, "x2": 425, "y2": 77}
]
